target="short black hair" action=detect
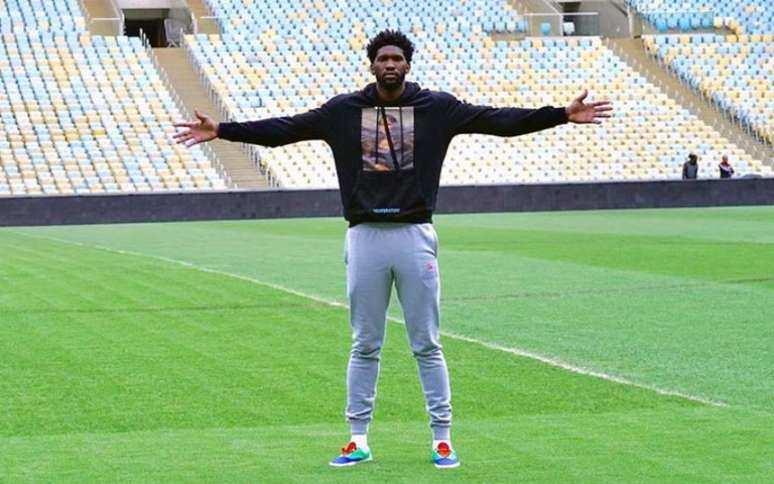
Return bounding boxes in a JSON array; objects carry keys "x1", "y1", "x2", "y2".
[
  {"x1": 689, "y1": 153, "x2": 698, "y2": 162},
  {"x1": 366, "y1": 29, "x2": 414, "y2": 64}
]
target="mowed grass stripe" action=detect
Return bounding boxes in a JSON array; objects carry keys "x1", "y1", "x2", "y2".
[
  {"x1": 436, "y1": 207, "x2": 774, "y2": 244},
  {"x1": 435, "y1": 225, "x2": 774, "y2": 290}
]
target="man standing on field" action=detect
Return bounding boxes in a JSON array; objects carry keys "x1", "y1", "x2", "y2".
[{"x1": 174, "y1": 29, "x2": 612, "y2": 469}]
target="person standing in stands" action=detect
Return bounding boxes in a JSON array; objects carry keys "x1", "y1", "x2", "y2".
[
  {"x1": 682, "y1": 153, "x2": 699, "y2": 179},
  {"x1": 173, "y1": 29, "x2": 612, "y2": 470},
  {"x1": 718, "y1": 154, "x2": 735, "y2": 179}
]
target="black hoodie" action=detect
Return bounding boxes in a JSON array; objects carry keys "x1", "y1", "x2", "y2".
[{"x1": 218, "y1": 82, "x2": 568, "y2": 225}]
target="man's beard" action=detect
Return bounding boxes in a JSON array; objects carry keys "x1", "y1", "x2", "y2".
[{"x1": 377, "y1": 71, "x2": 406, "y2": 91}]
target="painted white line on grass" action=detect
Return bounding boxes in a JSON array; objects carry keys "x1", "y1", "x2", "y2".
[
  {"x1": 13, "y1": 231, "x2": 728, "y2": 408},
  {"x1": 440, "y1": 332, "x2": 728, "y2": 407}
]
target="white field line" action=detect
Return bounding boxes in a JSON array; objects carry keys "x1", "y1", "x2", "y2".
[{"x1": 13, "y1": 231, "x2": 728, "y2": 408}]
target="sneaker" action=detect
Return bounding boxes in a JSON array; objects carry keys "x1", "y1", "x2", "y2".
[
  {"x1": 432, "y1": 442, "x2": 460, "y2": 469},
  {"x1": 329, "y1": 441, "x2": 373, "y2": 467}
]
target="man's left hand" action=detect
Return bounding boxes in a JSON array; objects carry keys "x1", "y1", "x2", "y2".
[{"x1": 566, "y1": 90, "x2": 612, "y2": 124}]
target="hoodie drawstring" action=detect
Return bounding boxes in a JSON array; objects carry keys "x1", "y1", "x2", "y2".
[
  {"x1": 374, "y1": 107, "x2": 380, "y2": 168},
  {"x1": 398, "y1": 106, "x2": 404, "y2": 167},
  {"x1": 379, "y1": 106, "x2": 402, "y2": 172}
]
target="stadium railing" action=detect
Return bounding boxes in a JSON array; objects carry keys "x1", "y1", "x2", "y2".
[
  {"x1": 87, "y1": 0, "x2": 125, "y2": 36},
  {"x1": 139, "y1": 30, "x2": 232, "y2": 187},
  {"x1": 190, "y1": 16, "x2": 225, "y2": 35},
  {"x1": 76, "y1": 0, "x2": 91, "y2": 30},
  {"x1": 183, "y1": 35, "x2": 230, "y2": 122}
]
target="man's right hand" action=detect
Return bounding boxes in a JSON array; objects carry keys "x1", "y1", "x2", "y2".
[{"x1": 173, "y1": 110, "x2": 218, "y2": 147}]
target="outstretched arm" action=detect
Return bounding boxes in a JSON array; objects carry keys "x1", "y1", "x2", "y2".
[
  {"x1": 174, "y1": 104, "x2": 331, "y2": 148},
  {"x1": 448, "y1": 89, "x2": 612, "y2": 137}
]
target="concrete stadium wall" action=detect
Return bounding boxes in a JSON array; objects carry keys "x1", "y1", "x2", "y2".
[{"x1": 2, "y1": 178, "x2": 774, "y2": 227}]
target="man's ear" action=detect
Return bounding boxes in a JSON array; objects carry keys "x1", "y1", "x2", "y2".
[{"x1": 405, "y1": 63, "x2": 411, "y2": 73}]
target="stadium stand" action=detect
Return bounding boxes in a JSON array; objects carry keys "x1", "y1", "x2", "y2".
[
  {"x1": 644, "y1": 34, "x2": 773, "y2": 146},
  {"x1": 627, "y1": 0, "x2": 774, "y2": 34},
  {"x1": 0, "y1": 0, "x2": 229, "y2": 196},
  {"x1": 184, "y1": 0, "x2": 771, "y2": 188}
]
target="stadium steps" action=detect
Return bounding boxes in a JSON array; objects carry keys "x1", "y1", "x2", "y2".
[
  {"x1": 82, "y1": 0, "x2": 122, "y2": 36},
  {"x1": 187, "y1": 0, "x2": 221, "y2": 35},
  {"x1": 606, "y1": 38, "x2": 774, "y2": 165},
  {"x1": 154, "y1": 47, "x2": 270, "y2": 190}
]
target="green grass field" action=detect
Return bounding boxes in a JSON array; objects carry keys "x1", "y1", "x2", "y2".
[{"x1": 1, "y1": 207, "x2": 773, "y2": 483}]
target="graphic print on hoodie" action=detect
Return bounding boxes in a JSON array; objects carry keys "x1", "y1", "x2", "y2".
[
  {"x1": 353, "y1": 104, "x2": 423, "y2": 218},
  {"x1": 361, "y1": 107, "x2": 414, "y2": 172}
]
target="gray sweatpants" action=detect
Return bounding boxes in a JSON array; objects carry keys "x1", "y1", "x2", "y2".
[{"x1": 344, "y1": 222, "x2": 452, "y2": 441}]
